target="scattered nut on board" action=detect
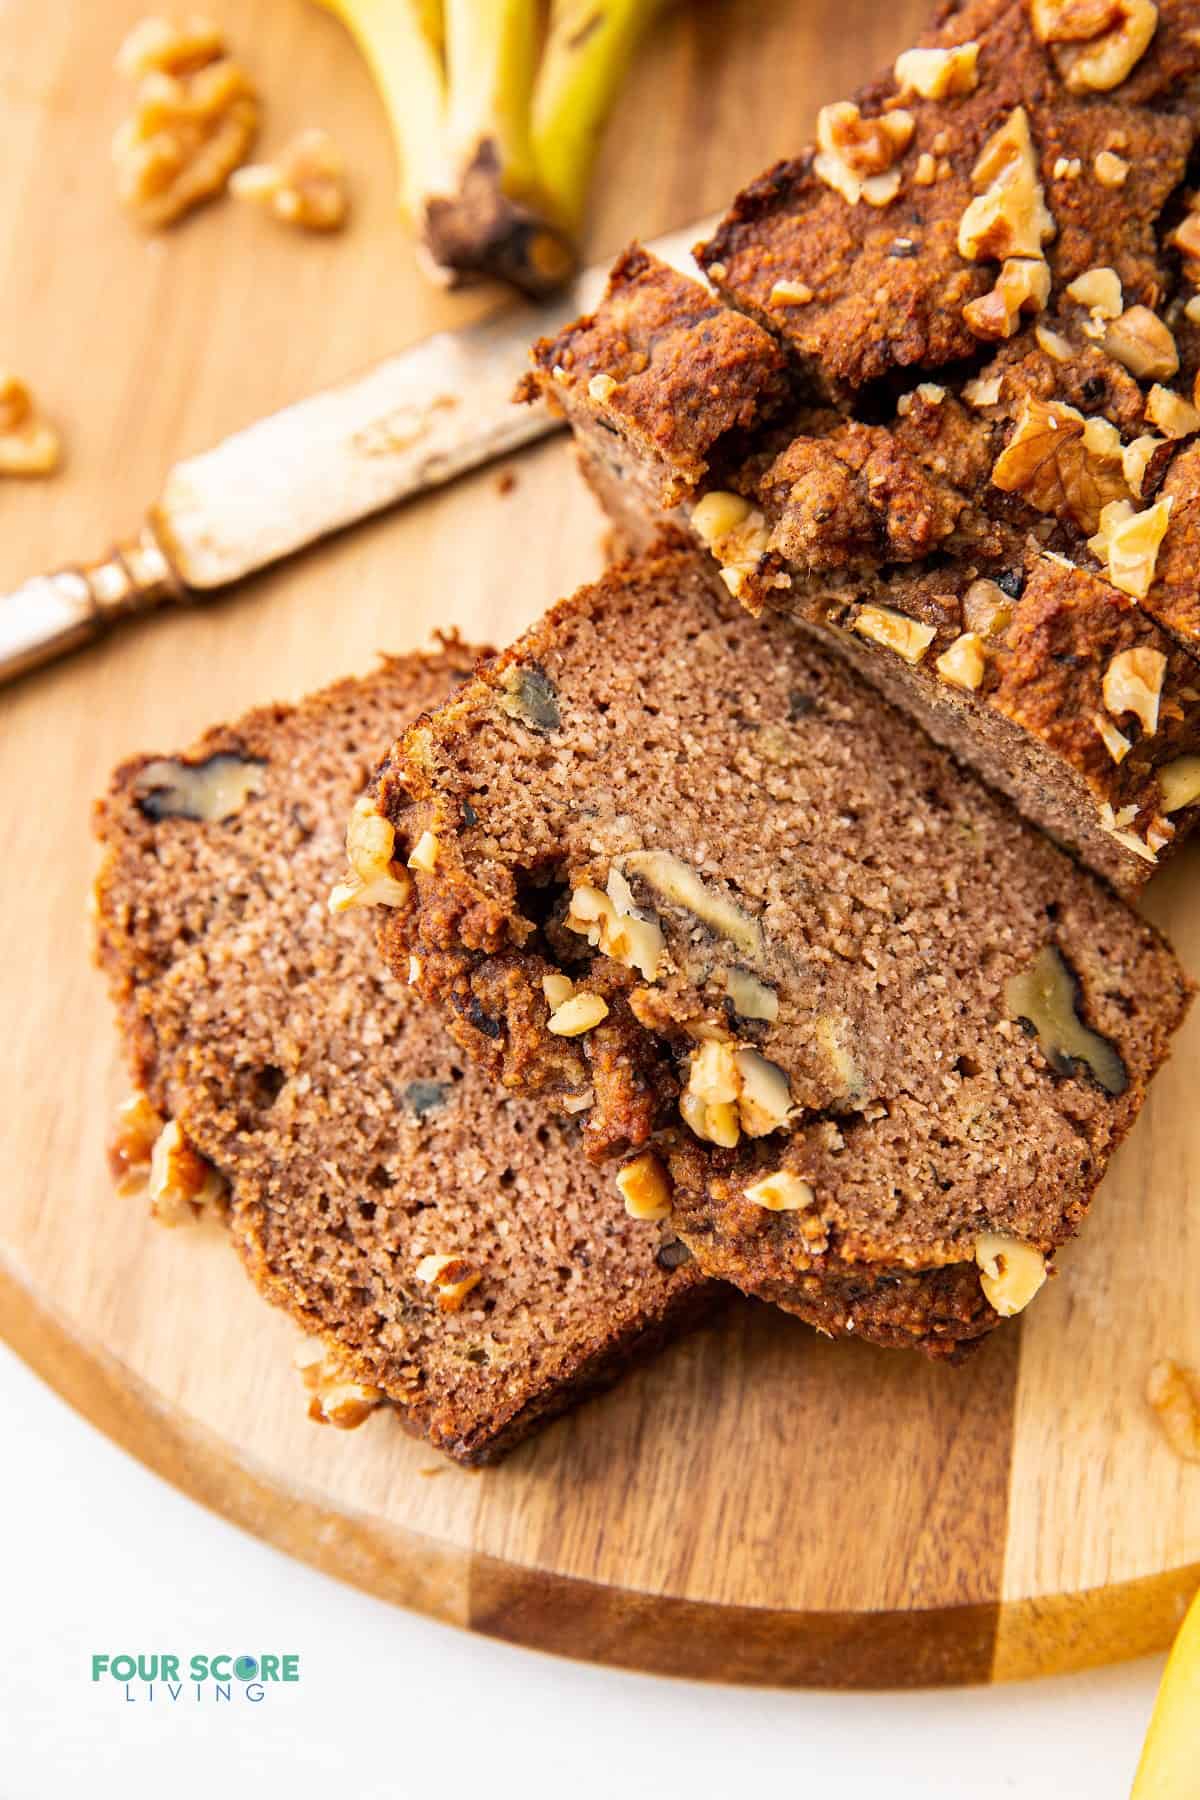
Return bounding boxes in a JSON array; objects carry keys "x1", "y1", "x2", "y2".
[
  {"x1": 1147, "y1": 1358, "x2": 1200, "y2": 1462},
  {"x1": 0, "y1": 372, "x2": 62, "y2": 476},
  {"x1": 112, "y1": 15, "x2": 259, "y2": 229},
  {"x1": 230, "y1": 129, "x2": 349, "y2": 231}
]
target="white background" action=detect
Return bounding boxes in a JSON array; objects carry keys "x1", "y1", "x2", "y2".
[{"x1": 0, "y1": 1345, "x2": 1165, "y2": 1799}]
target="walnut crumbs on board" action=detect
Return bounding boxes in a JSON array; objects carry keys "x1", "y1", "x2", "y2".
[
  {"x1": 359, "y1": 549, "x2": 1191, "y2": 1359},
  {"x1": 92, "y1": 648, "x2": 713, "y2": 1466}
]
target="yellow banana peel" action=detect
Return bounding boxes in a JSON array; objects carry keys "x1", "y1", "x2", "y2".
[{"x1": 1132, "y1": 1582, "x2": 1200, "y2": 1798}]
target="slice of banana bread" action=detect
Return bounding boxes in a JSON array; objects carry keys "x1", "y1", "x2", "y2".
[
  {"x1": 355, "y1": 549, "x2": 1191, "y2": 1357},
  {"x1": 93, "y1": 647, "x2": 714, "y2": 1465}
]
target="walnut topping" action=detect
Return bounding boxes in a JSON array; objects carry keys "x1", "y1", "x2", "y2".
[
  {"x1": 1034, "y1": 321, "x2": 1075, "y2": 362},
  {"x1": 587, "y1": 371, "x2": 618, "y2": 403},
  {"x1": 963, "y1": 256, "x2": 1050, "y2": 340},
  {"x1": 852, "y1": 603, "x2": 937, "y2": 664},
  {"x1": 1159, "y1": 755, "x2": 1200, "y2": 813},
  {"x1": 1065, "y1": 265, "x2": 1123, "y2": 319},
  {"x1": 1103, "y1": 645, "x2": 1166, "y2": 734},
  {"x1": 1147, "y1": 1359, "x2": 1200, "y2": 1461},
  {"x1": 1170, "y1": 207, "x2": 1200, "y2": 285},
  {"x1": 546, "y1": 990, "x2": 609, "y2": 1036},
  {"x1": 1052, "y1": 155, "x2": 1082, "y2": 181},
  {"x1": 680, "y1": 1038, "x2": 793, "y2": 1147},
  {"x1": 914, "y1": 151, "x2": 938, "y2": 186},
  {"x1": 148, "y1": 1118, "x2": 226, "y2": 1226},
  {"x1": 691, "y1": 490, "x2": 770, "y2": 598},
  {"x1": 962, "y1": 577, "x2": 1013, "y2": 638},
  {"x1": 616, "y1": 1151, "x2": 673, "y2": 1221},
  {"x1": 769, "y1": 278, "x2": 815, "y2": 307},
  {"x1": 566, "y1": 869, "x2": 666, "y2": 981},
  {"x1": 329, "y1": 795, "x2": 413, "y2": 913},
  {"x1": 935, "y1": 631, "x2": 987, "y2": 691},
  {"x1": 1145, "y1": 385, "x2": 1200, "y2": 440},
  {"x1": 1006, "y1": 943, "x2": 1128, "y2": 1094},
  {"x1": 293, "y1": 1337, "x2": 384, "y2": 1429},
  {"x1": 896, "y1": 382, "x2": 946, "y2": 415},
  {"x1": 1099, "y1": 799, "x2": 1160, "y2": 862},
  {"x1": 743, "y1": 1170, "x2": 817, "y2": 1212},
  {"x1": 1087, "y1": 497, "x2": 1173, "y2": 599},
  {"x1": 112, "y1": 20, "x2": 258, "y2": 228},
  {"x1": 414, "y1": 1252, "x2": 483, "y2": 1311},
  {"x1": 893, "y1": 41, "x2": 980, "y2": 97},
  {"x1": 542, "y1": 970, "x2": 575, "y2": 1010},
  {"x1": 620, "y1": 849, "x2": 763, "y2": 959},
  {"x1": 135, "y1": 752, "x2": 264, "y2": 822},
  {"x1": 814, "y1": 101, "x2": 914, "y2": 207},
  {"x1": 974, "y1": 1232, "x2": 1047, "y2": 1317},
  {"x1": 991, "y1": 397, "x2": 1130, "y2": 535},
  {"x1": 1103, "y1": 307, "x2": 1178, "y2": 382},
  {"x1": 1033, "y1": 0, "x2": 1158, "y2": 92},
  {"x1": 1122, "y1": 433, "x2": 1166, "y2": 497},
  {"x1": 107, "y1": 1092, "x2": 167, "y2": 1196},
  {"x1": 0, "y1": 373, "x2": 62, "y2": 476},
  {"x1": 962, "y1": 373, "x2": 1003, "y2": 409},
  {"x1": 1093, "y1": 149, "x2": 1129, "y2": 186},
  {"x1": 957, "y1": 107, "x2": 1054, "y2": 264},
  {"x1": 1092, "y1": 710, "x2": 1132, "y2": 763},
  {"x1": 724, "y1": 966, "x2": 779, "y2": 1023},
  {"x1": 229, "y1": 128, "x2": 348, "y2": 231},
  {"x1": 407, "y1": 829, "x2": 439, "y2": 873}
]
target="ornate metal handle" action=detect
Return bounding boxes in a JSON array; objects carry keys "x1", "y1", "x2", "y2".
[{"x1": 0, "y1": 528, "x2": 184, "y2": 685}]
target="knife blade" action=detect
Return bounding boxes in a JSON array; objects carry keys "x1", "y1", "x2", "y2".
[{"x1": 0, "y1": 216, "x2": 716, "y2": 684}]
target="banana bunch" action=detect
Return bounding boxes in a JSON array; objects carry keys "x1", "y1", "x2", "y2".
[
  {"x1": 316, "y1": 0, "x2": 669, "y2": 297},
  {"x1": 1132, "y1": 1582, "x2": 1200, "y2": 1797}
]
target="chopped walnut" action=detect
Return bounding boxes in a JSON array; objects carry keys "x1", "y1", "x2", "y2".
[
  {"x1": 621, "y1": 849, "x2": 763, "y2": 959},
  {"x1": 407, "y1": 829, "x2": 439, "y2": 873},
  {"x1": 414, "y1": 1252, "x2": 483, "y2": 1312},
  {"x1": 724, "y1": 967, "x2": 779, "y2": 1023},
  {"x1": 935, "y1": 630, "x2": 987, "y2": 691},
  {"x1": 991, "y1": 397, "x2": 1130, "y2": 535},
  {"x1": 1052, "y1": 155, "x2": 1082, "y2": 181},
  {"x1": 0, "y1": 373, "x2": 62, "y2": 476},
  {"x1": 107, "y1": 1091, "x2": 167, "y2": 1196},
  {"x1": 962, "y1": 577, "x2": 1013, "y2": 638},
  {"x1": 691, "y1": 489, "x2": 770, "y2": 598},
  {"x1": 293, "y1": 1336, "x2": 384, "y2": 1428},
  {"x1": 616, "y1": 1151, "x2": 673, "y2": 1221},
  {"x1": 1103, "y1": 306, "x2": 1178, "y2": 382},
  {"x1": 1099, "y1": 799, "x2": 1160, "y2": 862},
  {"x1": 587, "y1": 372, "x2": 618, "y2": 403},
  {"x1": 1035, "y1": 0, "x2": 1159, "y2": 92},
  {"x1": 852, "y1": 603, "x2": 937, "y2": 664},
  {"x1": 957, "y1": 107, "x2": 1055, "y2": 264},
  {"x1": 1147, "y1": 1359, "x2": 1200, "y2": 1461},
  {"x1": 769, "y1": 279, "x2": 814, "y2": 307},
  {"x1": 229, "y1": 128, "x2": 348, "y2": 231},
  {"x1": 546, "y1": 990, "x2": 609, "y2": 1036},
  {"x1": 1092, "y1": 711, "x2": 1132, "y2": 763},
  {"x1": 974, "y1": 1232, "x2": 1047, "y2": 1316},
  {"x1": 1122, "y1": 433, "x2": 1166, "y2": 497},
  {"x1": 962, "y1": 373, "x2": 1003, "y2": 408},
  {"x1": 680, "y1": 1037, "x2": 792, "y2": 1148},
  {"x1": 1006, "y1": 943, "x2": 1128, "y2": 1092},
  {"x1": 1145, "y1": 385, "x2": 1200, "y2": 440},
  {"x1": 1093, "y1": 149, "x2": 1129, "y2": 186},
  {"x1": 566, "y1": 869, "x2": 665, "y2": 981},
  {"x1": 963, "y1": 256, "x2": 1050, "y2": 340},
  {"x1": 1087, "y1": 496, "x2": 1173, "y2": 599},
  {"x1": 135, "y1": 752, "x2": 264, "y2": 822},
  {"x1": 542, "y1": 970, "x2": 576, "y2": 1010},
  {"x1": 1065, "y1": 266, "x2": 1123, "y2": 319},
  {"x1": 113, "y1": 21, "x2": 259, "y2": 229},
  {"x1": 329, "y1": 796, "x2": 413, "y2": 913},
  {"x1": 1159, "y1": 755, "x2": 1200, "y2": 813},
  {"x1": 1034, "y1": 321, "x2": 1075, "y2": 362},
  {"x1": 893, "y1": 41, "x2": 979, "y2": 97},
  {"x1": 743, "y1": 1170, "x2": 818, "y2": 1212},
  {"x1": 913, "y1": 151, "x2": 938, "y2": 186},
  {"x1": 1103, "y1": 644, "x2": 1166, "y2": 735},
  {"x1": 148, "y1": 1118, "x2": 226, "y2": 1226},
  {"x1": 814, "y1": 101, "x2": 914, "y2": 207}
]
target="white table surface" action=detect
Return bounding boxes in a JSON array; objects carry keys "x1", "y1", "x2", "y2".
[{"x1": 0, "y1": 1344, "x2": 1164, "y2": 1799}]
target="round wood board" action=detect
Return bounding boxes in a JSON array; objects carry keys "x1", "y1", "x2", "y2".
[{"x1": 3, "y1": 0, "x2": 1199, "y2": 1691}]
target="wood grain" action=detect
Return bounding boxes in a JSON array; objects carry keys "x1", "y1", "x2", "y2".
[{"x1": 2, "y1": 0, "x2": 1198, "y2": 1689}]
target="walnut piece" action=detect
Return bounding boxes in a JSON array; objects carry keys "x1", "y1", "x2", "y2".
[
  {"x1": 498, "y1": 662, "x2": 561, "y2": 732},
  {"x1": 136, "y1": 752, "x2": 263, "y2": 822},
  {"x1": 769, "y1": 279, "x2": 814, "y2": 307},
  {"x1": 113, "y1": 20, "x2": 259, "y2": 229},
  {"x1": 414, "y1": 1252, "x2": 483, "y2": 1312},
  {"x1": 293, "y1": 1337, "x2": 384, "y2": 1429},
  {"x1": 724, "y1": 966, "x2": 779, "y2": 1023},
  {"x1": 957, "y1": 107, "x2": 1054, "y2": 264},
  {"x1": 935, "y1": 630, "x2": 987, "y2": 691},
  {"x1": 148, "y1": 1118, "x2": 226, "y2": 1226},
  {"x1": 1102, "y1": 644, "x2": 1166, "y2": 735},
  {"x1": 1065, "y1": 265, "x2": 1123, "y2": 319},
  {"x1": 0, "y1": 373, "x2": 62, "y2": 476},
  {"x1": 328, "y1": 795, "x2": 413, "y2": 913},
  {"x1": 566, "y1": 869, "x2": 666, "y2": 981},
  {"x1": 620, "y1": 849, "x2": 763, "y2": 959},
  {"x1": 587, "y1": 372, "x2": 618, "y2": 402},
  {"x1": 107, "y1": 1091, "x2": 167, "y2": 1196},
  {"x1": 1037, "y1": 0, "x2": 1159, "y2": 92},
  {"x1": 1122, "y1": 433, "x2": 1166, "y2": 498},
  {"x1": 1092, "y1": 711, "x2": 1132, "y2": 763},
  {"x1": 1099, "y1": 799, "x2": 1160, "y2": 863},
  {"x1": 1159, "y1": 755, "x2": 1200, "y2": 813},
  {"x1": 407, "y1": 829, "x2": 438, "y2": 873},
  {"x1": 1005, "y1": 943, "x2": 1127, "y2": 1094},
  {"x1": 893, "y1": 41, "x2": 980, "y2": 98},
  {"x1": 230, "y1": 128, "x2": 348, "y2": 231},
  {"x1": 814, "y1": 101, "x2": 914, "y2": 207},
  {"x1": 991, "y1": 397, "x2": 1130, "y2": 535},
  {"x1": 1147, "y1": 1359, "x2": 1200, "y2": 1462},
  {"x1": 852, "y1": 603, "x2": 937, "y2": 665},
  {"x1": 1093, "y1": 149, "x2": 1129, "y2": 186},
  {"x1": 962, "y1": 577, "x2": 1013, "y2": 638},
  {"x1": 1103, "y1": 306, "x2": 1178, "y2": 382},
  {"x1": 690, "y1": 489, "x2": 770, "y2": 599},
  {"x1": 680, "y1": 1037, "x2": 792, "y2": 1148},
  {"x1": 1145, "y1": 385, "x2": 1200, "y2": 440},
  {"x1": 974, "y1": 1232, "x2": 1047, "y2": 1317},
  {"x1": 546, "y1": 990, "x2": 609, "y2": 1036},
  {"x1": 743, "y1": 1170, "x2": 817, "y2": 1212},
  {"x1": 616, "y1": 1151, "x2": 673, "y2": 1221},
  {"x1": 963, "y1": 257, "x2": 1051, "y2": 341},
  {"x1": 1087, "y1": 497, "x2": 1173, "y2": 599}
]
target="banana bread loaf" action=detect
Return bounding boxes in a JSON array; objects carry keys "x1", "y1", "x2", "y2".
[
  {"x1": 352, "y1": 549, "x2": 1191, "y2": 1358},
  {"x1": 93, "y1": 647, "x2": 714, "y2": 1464}
]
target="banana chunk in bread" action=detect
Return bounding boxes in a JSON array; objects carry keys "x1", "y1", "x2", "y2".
[
  {"x1": 93, "y1": 646, "x2": 714, "y2": 1465},
  {"x1": 359, "y1": 550, "x2": 1191, "y2": 1357}
]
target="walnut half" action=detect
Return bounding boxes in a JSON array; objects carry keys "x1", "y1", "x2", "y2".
[
  {"x1": 230, "y1": 129, "x2": 348, "y2": 231},
  {"x1": 991, "y1": 397, "x2": 1129, "y2": 535},
  {"x1": 0, "y1": 373, "x2": 62, "y2": 477}
]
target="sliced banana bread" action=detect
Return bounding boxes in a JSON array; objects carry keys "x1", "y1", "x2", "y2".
[
  {"x1": 354, "y1": 549, "x2": 1191, "y2": 1357},
  {"x1": 93, "y1": 647, "x2": 714, "y2": 1465}
]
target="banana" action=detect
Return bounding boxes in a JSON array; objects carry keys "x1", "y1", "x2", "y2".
[{"x1": 1132, "y1": 1583, "x2": 1200, "y2": 1797}]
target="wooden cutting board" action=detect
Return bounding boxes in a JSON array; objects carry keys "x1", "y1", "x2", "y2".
[{"x1": 2, "y1": 0, "x2": 1198, "y2": 1690}]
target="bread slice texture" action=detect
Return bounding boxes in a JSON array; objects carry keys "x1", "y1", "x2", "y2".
[
  {"x1": 93, "y1": 648, "x2": 714, "y2": 1465},
  {"x1": 361, "y1": 550, "x2": 1192, "y2": 1357}
]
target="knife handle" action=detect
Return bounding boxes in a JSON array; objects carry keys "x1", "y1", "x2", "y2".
[{"x1": 0, "y1": 528, "x2": 184, "y2": 685}]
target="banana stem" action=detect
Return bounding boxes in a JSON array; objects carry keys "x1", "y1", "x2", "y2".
[{"x1": 532, "y1": 0, "x2": 669, "y2": 234}]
